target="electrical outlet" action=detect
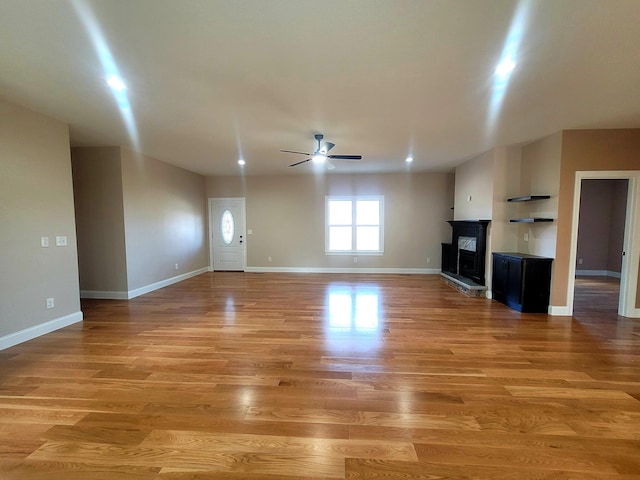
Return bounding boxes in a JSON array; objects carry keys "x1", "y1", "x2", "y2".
[
  {"x1": 353, "y1": 257, "x2": 358, "y2": 263},
  {"x1": 46, "y1": 297, "x2": 54, "y2": 309},
  {"x1": 467, "y1": 195, "x2": 472, "y2": 202},
  {"x1": 578, "y1": 258, "x2": 583, "y2": 265},
  {"x1": 175, "y1": 263, "x2": 179, "y2": 270},
  {"x1": 268, "y1": 256, "x2": 272, "y2": 262},
  {"x1": 427, "y1": 257, "x2": 431, "y2": 263},
  {"x1": 524, "y1": 233, "x2": 529, "y2": 242}
]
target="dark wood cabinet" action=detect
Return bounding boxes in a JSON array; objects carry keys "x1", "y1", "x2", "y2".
[{"x1": 492, "y1": 253, "x2": 552, "y2": 313}]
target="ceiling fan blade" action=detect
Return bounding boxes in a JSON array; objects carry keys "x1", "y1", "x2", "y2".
[
  {"x1": 326, "y1": 160, "x2": 336, "y2": 170},
  {"x1": 289, "y1": 158, "x2": 312, "y2": 167},
  {"x1": 281, "y1": 149, "x2": 311, "y2": 156},
  {"x1": 327, "y1": 155, "x2": 362, "y2": 160},
  {"x1": 320, "y1": 142, "x2": 335, "y2": 154}
]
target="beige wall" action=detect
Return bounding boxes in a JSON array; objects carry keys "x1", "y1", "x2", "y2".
[
  {"x1": 555, "y1": 129, "x2": 640, "y2": 308},
  {"x1": 121, "y1": 148, "x2": 208, "y2": 290},
  {"x1": 453, "y1": 150, "x2": 494, "y2": 221},
  {"x1": 0, "y1": 100, "x2": 80, "y2": 338},
  {"x1": 518, "y1": 132, "x2": 562, "y2": 258},
  {"x1": 576, "y1": 179, "x2": 627, "y2": 273},
  {"x1": 72, "y1": 147, "x2": 128, "y2": 292},
  {"x1": 486, "y1": 147, "x2": 522, "y2": 288},
  {"x1": 206, "y1": 172, "x2": 454, "y2": 270}
]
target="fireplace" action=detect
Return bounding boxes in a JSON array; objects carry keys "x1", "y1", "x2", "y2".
[{"x1": 442, "y1": 220, "x2": 490, "y2": 285}]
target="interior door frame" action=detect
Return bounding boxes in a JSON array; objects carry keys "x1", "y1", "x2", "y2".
[
  {"x1": 208, "y1": 197, "x2": 247, "y2": 271},
  {"x1": 567, "y1": 171, "x2": 640, "y2": 318}
]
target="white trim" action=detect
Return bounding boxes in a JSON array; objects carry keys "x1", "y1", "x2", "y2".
[
  {"x1": 80, "y1": 290, "x2": 129, "y2": 299},
  {"x1": 0, "y1": 311, "x2": 83, "y2": 351},
  {"x1": 566, "y1": 171, "x2": 640, "y2": 318},
  {"x1": 127, "y1": 267, "x2": 209, "y2": 299},
  {"x1": 575, "y1": 269, "x2": 622, "y2": 278},
  {"x1": 245, "y1": 266, "x2": 439, "y2": 274},
  {"x1": 82, "y1": 267, "x2": 209, "y2": 300},
  {"x1": 549, "y1": 305, "x2": 571, "y2": 316}
]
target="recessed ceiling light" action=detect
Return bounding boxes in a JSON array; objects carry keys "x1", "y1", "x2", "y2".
[
  {"x1": 495, "y1": 55, "x2": 516, "y2": 80},
  {"x1": 238, "y1": 159, "x2": 246, "y2": 166},
  {"x1": 105, "y1": 74, "x2": 127, "y2": 92},
  {"x1": 405, "y1": 156, "x2": 414, "y2": 163}
]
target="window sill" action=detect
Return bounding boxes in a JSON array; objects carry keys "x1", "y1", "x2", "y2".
[{"x1": 325, "y1": 252, "x2": 384, "y2": 256}]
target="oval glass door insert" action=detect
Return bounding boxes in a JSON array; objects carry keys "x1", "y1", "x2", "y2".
[{"x1": 221, "y1": 209, "x2": 234, "y2": 245}]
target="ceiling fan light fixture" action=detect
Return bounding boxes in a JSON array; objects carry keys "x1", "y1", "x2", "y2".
[
  {"x1": 312, "y1": 153, "x2": 326, "y2": 163},
  {"x1": 238, "y1": 159, "x2": 246, "y2": 166},
  {"x1": 405, "y1": 156, "x2": 414, "y2": 163}
]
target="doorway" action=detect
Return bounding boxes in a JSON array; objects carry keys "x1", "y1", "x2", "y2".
[
  {"x1": 209, "y1": 198, "x2": 246, "y2": 271},
  {"x1": 573, "y1": 179, "x2": 628, "y2": 316},
  {"x1": 568, "y1": 172, "x2": 640, "y2": 318}
]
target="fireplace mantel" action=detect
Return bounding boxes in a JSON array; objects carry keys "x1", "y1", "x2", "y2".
[{"x1": 443, "y1": 220, "x2": 490, "y2": 285}]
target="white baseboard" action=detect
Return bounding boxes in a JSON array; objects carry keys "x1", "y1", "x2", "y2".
[
  {"x1": 127, "y1": 267, "x2": 209, "y2": 299},
  {"x1": 0, "y1": 311, "x2": 83, "y2": 351},
  {"x1": 549, "y1": 305, "x2": 572, "y2": 316},
  {"x1": 575, "y1": 269, "x2": 621, "y2": 278},
  {"x1": 81, "y1": 267, "x2": 210, "y2": 300},
  {"x1": 244, "y1": 267, "x2": 440, "y2": 274}
]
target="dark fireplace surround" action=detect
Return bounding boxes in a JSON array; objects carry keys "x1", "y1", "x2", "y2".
[{"x1": 442, "y1": 220, "x2": 490, "y2": 286}]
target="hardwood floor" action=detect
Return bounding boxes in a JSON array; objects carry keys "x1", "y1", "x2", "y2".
[
  {"x1": 574, "y1": 275, "x2": 622, "y2": 318},
  {"x1": 1, "y1": 272, "x2": 639, "y2": 479}
]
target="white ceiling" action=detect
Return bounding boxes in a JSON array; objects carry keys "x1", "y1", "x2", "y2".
[{"x1": 2, "y1": 0, "x2": 640, "y2": 176}]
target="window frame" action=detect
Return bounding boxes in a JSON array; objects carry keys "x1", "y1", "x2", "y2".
[{"x1": 325, "y1": 195, "x2": 384, "y2": 255}]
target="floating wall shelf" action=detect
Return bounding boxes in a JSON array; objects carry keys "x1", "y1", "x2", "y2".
[
  {"x1": 508, "y1": 195, "x2": 553, "y2": 223},
  {"x1": 510, "y1": 218, "x2": 554, "y2": 223},
  {"x1": 507, "y1": 195, "x2": 551, "y2": 202}
]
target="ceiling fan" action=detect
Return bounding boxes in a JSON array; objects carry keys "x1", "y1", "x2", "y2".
[{"x1": 281, "y1": 134, "x2": 362, "y2": 168}]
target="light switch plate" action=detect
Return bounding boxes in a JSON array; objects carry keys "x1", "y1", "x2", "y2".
[
  {"x1": 56, "y1": 235, "x2": 67, "y2": 246},
  {"x1": 41, "y1": 236, "x2": 49, "y2": 248}
]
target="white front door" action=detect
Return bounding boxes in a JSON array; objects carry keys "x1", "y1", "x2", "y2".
[{"x1": 210, "y1": 198, "x2": 246, "y2": 271}]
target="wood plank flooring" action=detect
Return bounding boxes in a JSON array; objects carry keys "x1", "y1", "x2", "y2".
[
  {"x1": 574, "y1": 275, "x2": 621, "y2": 317},
  {"x1": 1, "y1": 272, "x2": 639, "y2": 479}
]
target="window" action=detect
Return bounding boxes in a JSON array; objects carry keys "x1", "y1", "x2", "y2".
[
  {"x1": 326, "y1": 196, "x2": 384, "y2": 254},
  {"x1": 220, "y1": 209, "x2": 234, "y2": 245}
]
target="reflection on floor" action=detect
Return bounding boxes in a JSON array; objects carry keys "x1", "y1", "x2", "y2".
[{"x1": 574, "y1": 275, "x2": 621, "y2": 318}]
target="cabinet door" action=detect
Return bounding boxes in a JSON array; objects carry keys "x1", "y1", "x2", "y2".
[
  {"x1": 505, "y1": 258, "x2": 523, "y2": 311},
  {"x1": 521, "y1": 259, "x2": 552, "y2": 313},
  {"x1": 492, "y1": 255, "x2": 508, "y2": 302}
]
